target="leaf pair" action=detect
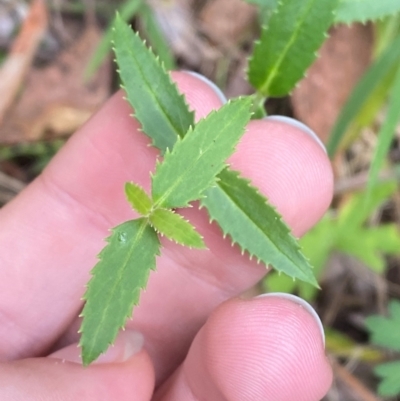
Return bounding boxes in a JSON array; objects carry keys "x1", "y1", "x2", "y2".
[
  {"x1": 125, "y1": 94, "x2": 253, "y2": 247},
  {"x1": 125, "y1": 182, "x2": 205, "y2": 248},
  {"x1": 80, "y1": 9, "x2": 326, "y2": 365},
  {"x1": 80, "y1": 91, "x2": 252, "y2": 365},
  {"x1": 113, "y1": 14, "x2": 316, "y2": 284}
]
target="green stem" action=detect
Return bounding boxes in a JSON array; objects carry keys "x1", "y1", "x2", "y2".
[{"x1": 250, "y1": 92, "x2": 268, "y2": 119}]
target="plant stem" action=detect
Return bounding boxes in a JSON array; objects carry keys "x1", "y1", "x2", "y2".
[{"x1": 250, "y1": 92, "x2": 268, "y2": 119}]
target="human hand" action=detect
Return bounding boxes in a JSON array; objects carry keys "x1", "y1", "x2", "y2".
[{"x1": 0, "y1": 71, "x2": 333, "y2": 400}]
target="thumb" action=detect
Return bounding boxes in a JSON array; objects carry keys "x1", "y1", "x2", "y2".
[{"x1": 0, "y1": 330, "x2": 155, "y2": 400}]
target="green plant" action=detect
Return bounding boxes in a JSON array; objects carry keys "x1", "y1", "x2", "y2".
[
  {"x1": 84, "y1": 0, "x2": 174, "y2": 80},
  {"x1": 366, "y1": 300, "x2": 400, "y2": 397},
  {"x1": 327, "y1": 8, "x2": 400, "y2": 200},
  {"x1": 78, "y1": 0, "x2": 341, "y2": 365}
]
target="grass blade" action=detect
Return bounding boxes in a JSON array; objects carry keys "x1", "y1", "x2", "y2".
[
  {"x1": 84, "y1": 0, "x2": 143, "y2": 80},
  {"x1": 367, "y1": 64, "x2": 400, "y2": 196},
  {"x1": 139, "y1": 3, "x2": 175, "y2": 70},
  {"x1": 327, "y1": 33, "x2": 400, "y2": 157}
]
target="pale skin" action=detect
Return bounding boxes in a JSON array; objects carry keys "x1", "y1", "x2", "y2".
[{"x1": 0, "y1": 72, "x2": 334, "y2": 400}]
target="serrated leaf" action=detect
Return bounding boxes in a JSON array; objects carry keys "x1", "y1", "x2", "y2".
[
  {"x1": 202, "y1": 168, "x2": 318, "y2": 286},
  {"x1": 265, "y1": 214, "x2": 334, "y2": 299},
  {"x1": 248, "y1": 0, "x2": 339, "y2": 97},
  {"x1": 327, "y1": 33, "x2": 400, "y2": 157},
  {"x1": 113, "y1": 14, "x2": 194, "y2": 153},
  {"x1": 149, "y1": 208, "x2": 206, "y2": 248},
  {"x1": 152, "y1": 98, "x2": 252, "y2": 209},
  {"x1": 125, "y1": 182, "x2": 153, "y2": 215},
  {"x1": 79, "y1": 219, "x2": 160, "y2": 365},
  {"x1": 335, "y1": 0, "x2": 400, "y2": 24},
  {"x1": 366, "y1": 300, "x2": 400, "y2": 352},
  {"x1": 374, "y1": 361, "x2": 400, "y2": 397},
  {"x1": 112, "y1": 19, "x2": 316, "y2": 287}
]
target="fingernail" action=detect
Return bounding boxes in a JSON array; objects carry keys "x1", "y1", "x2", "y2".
[
  {"x1": 257, "y1": 293, "x2": 325, "y2": 346},
  {"x1": 265, "y1": 116, "x2": 326, "y2": 153},
  {"x1": 93, "y1": 330, "x2": 144, "y2": 363},
  {"x1": 50, "y1": 330, "x2": 144, "y2": 364},
  {"x1": 183, "y1": 71, "x2": 227, "y2": 104}
]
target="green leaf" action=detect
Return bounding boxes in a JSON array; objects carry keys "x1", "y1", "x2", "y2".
[
  {"x1": 112, "y1": 19, "x2": 317, "y2": 287},
  {"x1": 337, "y1": 225, "x2": 400, "y2": 273},
  {"x1": 248, "y1": 0, "x2": 339, "y2": 97},
  {"x1": 125, "y1": 182, "x2": 153, "y2": 216},
  {"x1": 325, "y1": 327, "x2": 384, "y2": 363},
  {"x1": 202, "y1": 168, "x2": 318, "y2": 286},
  {"x1": 113, "y1": 14, "x2": 194, "y2": 153},
  {"x1": 334, "y1": 182, "x2": 399, "y2": 273},
  {"x1": 335, "y1": 0, "x2": 400, "y2": 24},
  {"x1": 139, "y1": 3, "x2": 175, "y2": 70},
  {"x1": 367, "y1": 64, "x2": 400, "y2": 196},
  {"x1": 149, "y1": 208, "x2": 206, "y2": 248},
  {"x1": 84, "y1": 0, "x2": 143, "y2": 80},
  {"x1": 327, "y1": 33, "x2": 400, "y2": 157},
  {"x1": 337, "y1": 181, "x2": 397, "y2": 228},
  {"x1": 366, "y1": 300, "x2": 400, "y2": 352},
  {"x1": 79, "y1": 219, "x2": 160, "y2": 365},
  {"x1": 374, "y1": 361, "x2": 400, "y2": 397},
  {"x1": 264, "y1": 214, "x2": 334, "y2": 298},
  {"x1": 152, "y1": 98, "x2": 252, "y2": 209},
  {"x1": 264, "y1": 180, "x2": 399, "y2": 293},
  {"x1": 363, "y1": 225, "x2": 400, "y2": 255},
  {"x1": 337, "y1": 230, "x2": 386, "y2": 272}
]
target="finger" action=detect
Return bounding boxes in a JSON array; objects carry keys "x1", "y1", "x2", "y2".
[
  {"x1": 0, "y1": 72, "x2": 333, "y2": 378},
  {"x1": 0, "y1": 330, "x2": 154, "y2": 400},
  {"x1": 134, "y1": 114, "x2": 332, "y2": 381},
  {"x1": 154, "y1": 295, "x2": 332, "y2": 401}
]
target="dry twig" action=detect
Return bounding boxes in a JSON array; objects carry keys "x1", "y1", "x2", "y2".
[
  {"x1": 0, "y1": 0, "x2": 48, "y2": 127},
  {"x1": 331, "y1": 358, "x2": 382, "y2": 401}
]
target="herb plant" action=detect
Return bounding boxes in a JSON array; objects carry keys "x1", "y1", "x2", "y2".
[
  {"x1": 366, "y1": 300, "x2": 400, "y2": 397},
  {"x1": 79, "y1": 0, "x2": 340, "y2": 365}
]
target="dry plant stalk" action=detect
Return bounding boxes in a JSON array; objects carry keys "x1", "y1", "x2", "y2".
[{"x1": 0, "y1": 0, "x2": 48, "y2": 126}]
